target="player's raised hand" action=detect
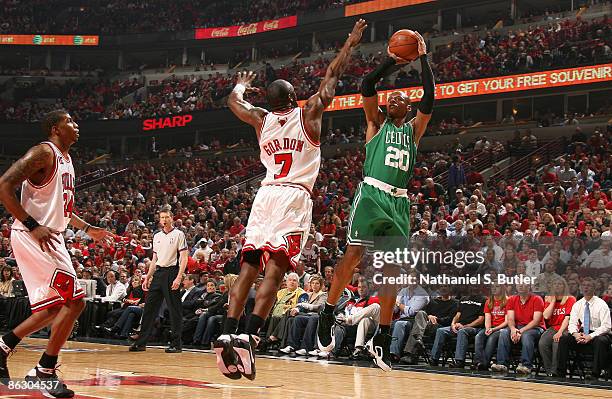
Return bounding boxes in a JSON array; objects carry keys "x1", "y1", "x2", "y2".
[
  {"x1": 413, "y1": 31, "x2": 427, "y2": 56},
  {"x1": 386, "y1": 46, "x2": 410, "y2": 65},
  {"x1": 236, "y1": 71, "x2": 257, "y2": 89},
  {"x1": 346, "y1": 19, "x2": 367, "y2": 48},
  {"x1": 87, "y1": 226, "x2": 114, "y2": 246},
  {"x1": 30, "y1": 225, "x2": 61, "y2": 253}
]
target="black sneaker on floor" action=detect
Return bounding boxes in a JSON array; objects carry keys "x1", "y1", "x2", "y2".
[
  {"x1": 366, "y1": 333, "x2": 392, "y2": 372},
  {"x1": 25, "y1": 366, "x2": 74, "y2": 398},
  {"x1": 165, "y1": 346, "x2": 182, "y2": 353},
  {"x1": 450, "y1": 360, "x2": 465, "y2": 369},
  {"x1": 317, "y1": 310, "x2": 335, "y2": 353},
  {"x1": 0, "y1": 346, "x2": 11, "y2": 383},
  {"x1": 232, "y1": 334, "x2": 259, "y2": 380},
  {"x1": 213, "y1": 334, "x2": 241, "y2": 380},
  {"x1": 128, "y1": 344, "x2": 146, "y2": 352}
]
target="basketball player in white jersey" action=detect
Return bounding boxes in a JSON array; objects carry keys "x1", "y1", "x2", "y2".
[
  {"x1": 0, "y1": 110, "x2": 113, "y2": 397},
  {"x1": 214, "y1": 19, "x2": 367, "y2": 380}
]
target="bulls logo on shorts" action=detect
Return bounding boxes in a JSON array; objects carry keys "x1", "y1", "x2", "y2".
[
  {"x1": 285, "y1": 233, "x2": 303, "y2": 258},
  {"x1": 51, "y1": 269, "x2": 78, "y2": 299}
]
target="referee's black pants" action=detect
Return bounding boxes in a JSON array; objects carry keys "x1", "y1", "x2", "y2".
[{"x1": 135, "y1": 266, "x2": 182, "y2": 348}]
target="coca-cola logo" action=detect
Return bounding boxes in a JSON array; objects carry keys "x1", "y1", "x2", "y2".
[
  {"x1": 211, "y1": 27, "x2": 230, "y2": 37},
  {"x1": 263, "y1": 20, "x2": 280, "y2": 30},
  {"x1": 237, "y1": 23, "x2": 258, "y2": 36}
]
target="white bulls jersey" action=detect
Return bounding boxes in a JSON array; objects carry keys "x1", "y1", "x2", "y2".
[
  {"x1": 12, "y1": 141, "x2": 75, "y2": 233},
  {"x1": 259, "y1": 107, "x2": 321, "y2": 193}
]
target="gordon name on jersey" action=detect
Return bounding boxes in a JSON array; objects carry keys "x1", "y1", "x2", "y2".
[{"x1": 262, "y1": 137, "x2": 305, "y2": 156}]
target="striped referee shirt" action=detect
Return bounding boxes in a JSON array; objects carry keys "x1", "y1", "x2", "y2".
[{"x1": 153, "y1": 228, "x2": 188, "y2": 267}]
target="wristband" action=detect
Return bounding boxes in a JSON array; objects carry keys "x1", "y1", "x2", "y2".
[
  {"x1": 234, "y1": 84, "x2": 246, "y2": 95},
  {"x1": 23, "y1": 216, "x2": 40, "y2": 231}
]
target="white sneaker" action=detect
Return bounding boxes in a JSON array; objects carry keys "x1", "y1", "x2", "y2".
[
  {"x1": 279, "y1": 345, "x2": 294, "y2": 354},
  {"x1": 516, "y1": 363, "x2": 531, "y2": 375},
  {"x1": 308, "y1": 349, "x2": 320, "y2": 356},
  {"x1": 490, "y1": 363, "x2": 508, "y2": 373},
  {"x1": 318, "y1": 350, "x2": 330, "y2": 358},
  {"x1": 295, "y1": 349, "x2": 307, "y2": 356}
]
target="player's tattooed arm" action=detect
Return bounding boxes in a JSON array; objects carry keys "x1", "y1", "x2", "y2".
[
  {"x1": 0, "y1": 144, "x2": 61, "y2": 252},
  {"x1": 228, "y1": 71, "x2": 268, "y2": 138},
  {"x1": 0, "y1": 144, "x2": 54, "y2": 222}
]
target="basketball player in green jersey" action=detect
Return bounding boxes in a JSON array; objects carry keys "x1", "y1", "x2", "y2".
[{"x1": 317, "y1": 31, "x2": 434, "y2": 371}]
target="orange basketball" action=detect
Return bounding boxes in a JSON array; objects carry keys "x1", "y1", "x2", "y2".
[{"x1": 388, "y1": 29, "x2": 419, "y2": 61}]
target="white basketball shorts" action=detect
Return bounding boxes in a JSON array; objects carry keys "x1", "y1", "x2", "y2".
[
  {"x1": 242, "y1": 184, "x2": 313, "y2": 270},
  {"x1": 10, "y1": 229, "x2": 84, "y2": 312}
]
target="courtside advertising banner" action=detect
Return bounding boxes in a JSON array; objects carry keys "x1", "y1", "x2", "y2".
[
  {"x1": 299, "y1": 64, "x2": 612, "y2": 112},
  {"x1": 0, "y1": 34, "x2": 99, "y2": 46},
  {"x1": 195, "y1": 16, "x2": 297, "y2": 40}
]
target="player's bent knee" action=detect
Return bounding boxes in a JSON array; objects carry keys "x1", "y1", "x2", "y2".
[{"x1": 67, "y1": 297, "x2": 86, "y2": 313}]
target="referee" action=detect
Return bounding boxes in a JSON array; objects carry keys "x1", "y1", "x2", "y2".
[{"x1": 129, "y1": 208, "x2": 188, "y2": 353}]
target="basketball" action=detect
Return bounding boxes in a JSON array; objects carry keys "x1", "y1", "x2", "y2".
[{"x1": 388, "y1": 29, "x2": 419, "y2": 61}]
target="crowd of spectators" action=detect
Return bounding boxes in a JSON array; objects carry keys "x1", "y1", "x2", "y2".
[
  {"x1": 0, "y1": 0, "x2": 364, "y2": 35},
  {"x1": 1, "y1": 14, "x2": 610, "y2": 123},
  {"x1": 434, "y1": 16, "x2": 611, "y2": 83},
  {"x1": 0, "y1": 77, "x2": 143, "y2": 122}
]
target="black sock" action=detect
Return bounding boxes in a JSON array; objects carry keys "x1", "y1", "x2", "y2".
[
  {"x1": 223, "y1": 317, "x2": 239, "y2": 334},
  {"x1": 323, "y1": 302, "x2": 335, "y2": 314},
  {"x1": 379, "y1": 325, "x2": 390, "y2": 335},
  {"x1": 246, "y1": 314, "x2": 265, "y2": 335},
  {"x1": 38, "y1": 353, "x2": 58, "y2": 371},
  {"x1": 1, "y1": 332, "x2": 21, "y2": 350}
]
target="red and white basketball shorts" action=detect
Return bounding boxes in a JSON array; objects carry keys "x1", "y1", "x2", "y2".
[
  {"x1": 10, "y1": 229, "x2": 84, "y2": 312},
  {"x1": 242, "y1": 184, "x2": 313, "y2": 270}
]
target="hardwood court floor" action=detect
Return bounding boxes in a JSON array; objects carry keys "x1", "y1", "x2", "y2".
[{"x1": 0, "y1": 338, "x2": 609, "y2": 399}]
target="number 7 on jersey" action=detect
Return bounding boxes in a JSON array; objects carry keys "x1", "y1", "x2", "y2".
[{"x1": 274, "y1": 153, "x2": 293, "y2": 179}]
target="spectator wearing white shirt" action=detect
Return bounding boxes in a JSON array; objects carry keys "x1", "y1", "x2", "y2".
[
  {"x1": 565, "y1": 177, "x2": 580, "y2": 198},
  {"x1": 448, "y1": 219, "x2": 466, "y2": 237},
  {"x1": 564, "y1": 278, "x2": 612, "y2": 379},
  {"x1": 101, "y1": 270, "x2": 127, "y2": 303},
  {"x1": 556, "y1": 163, "x2": 577, "y2": 183},
  {"x1": 602, "y1": 223, "x2": 612, "y2": 238},
  {"x1": 193, "y1": 241, "x2": 213, "y2": 263},
  {"x1": 466, "y1": 195, "x2": 486, "y2": 216},
  {"x1": 582, "y1": 240, "x2": 612, "y2": 269},
  {"x1": 524, "y1": 249, "x2": 542, "y2": 278},
  {"x1": 481, "y1": 235, "x2": 504, "y2": 264}
]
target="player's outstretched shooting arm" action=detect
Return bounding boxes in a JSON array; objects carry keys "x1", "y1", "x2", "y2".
[
  {"x1": 303, "y1": 19, "x2": 368, "y2": 142},
  {"x1": 413, "y1": 32, "x2": 434, "y2": 145}
]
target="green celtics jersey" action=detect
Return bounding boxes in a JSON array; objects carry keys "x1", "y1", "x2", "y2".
[{"x1": 363, "y1": 118, "x2": 417, "y2": 188}]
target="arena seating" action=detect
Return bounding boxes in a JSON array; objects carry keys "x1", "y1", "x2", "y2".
[{"x1": 1, "y1": 15, "x2": 609, "y2": 123}]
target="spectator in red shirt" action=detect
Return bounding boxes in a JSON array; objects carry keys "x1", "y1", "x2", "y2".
[
  {"x1": 538, "y1": 278, "x2": 576, "y2": 377},
  {"x1": 474, "y1": 284, "x2": 508, "y2": 370},
  {"x1": 541, "y1": 165, "x2": 558, "y2": 184},
  {"x1": 228, "y1": 217, "x2": 245, "y2": 236},
  {"x1": 491, "y1": 281, "x2": 545, "y2": 374}
]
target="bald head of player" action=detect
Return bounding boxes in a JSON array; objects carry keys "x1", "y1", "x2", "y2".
[
  {"x1": 386, "y1": 91, "x2": 411, "y2": 121},
  {"x1": 266, "y1": 79, "x2": 298, "y2": 111},
  {"x1": 41, "y1": 109, "x2": 80, "y2": 146}
]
